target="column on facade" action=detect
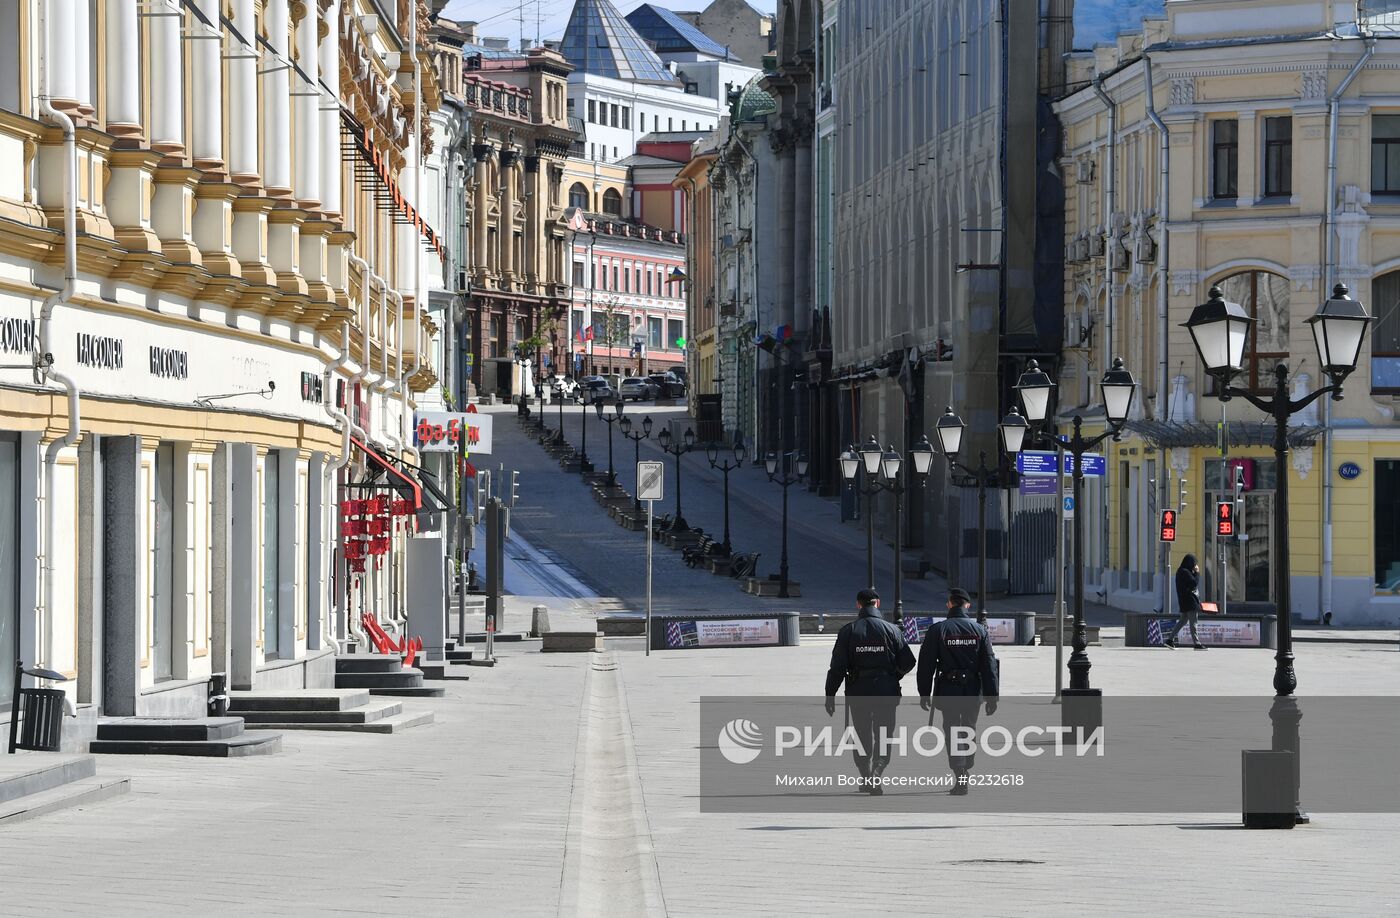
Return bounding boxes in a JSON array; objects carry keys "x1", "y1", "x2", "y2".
[
  {"x1": 72, "y1": 0, "x2": 94, "y2": 114},
  {"x1": 42, "y1": 0, "x2": 78, "y2": 111},
  {"x1": 104, "y1": 0, "x2": 142, "y2": 138},
  {"x1": 793, "y1": 133, "x2": 814, "y2": 334},
  {"x1": 524, "y1": 156, "x2": 540, "y2": 287},
  {"x1": 263, "y1": 0, "x2": 293, "y2": 195},
  {"x1": 319, "y1": 1, "x2": 343, "y2": 219},
  {"x1": 293, "y1": 1, "x2": 321, "y2": 209},
  {"x1": 149, "y1": 0, "x2": 184, "y2": 154},
  {"x1": 473, "y1": 143, "x2": 491, "y2": 282},
  {"x1": 499, "y1": 150, "x2": 517, "y2": 281},
  {"x1": 228, "y1": 0, "x2": 260, "y2": 183},
  {"x1": 774, "y1": 131, "x2": 796, "y2": 454},
  {"x1": 191, "y1": 0, "x2": 225, "y2": 172}
]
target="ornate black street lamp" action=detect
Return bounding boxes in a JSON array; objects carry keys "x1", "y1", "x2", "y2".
[
  {"x1": 933, "y1": 408, "x2": 1030, "y2": 624},
  {"x1": 837, "y1": 435, "x2": 933, "y2": 620},
  {"x1": 619, "y1": 414, "x2": 654, "y2": 515},
  {"x1": 656, "y1": 425, "x2": 696, "y2": 531},
  {"x1": 765, "y1": 450, "x2": 809, "y2": 599},
  {"x1": 1183, "y1": 283, "x2": 1371, "y2": 822},
  {"x1": 706, "y1": 437, "x2": 746, "y2": 556},
  {"x1": 596, "y1": 398, "x2": 624, "y2": 488},
  {"x1": 1014, "y1": 356, "x2": 1138, "y2": 697}
]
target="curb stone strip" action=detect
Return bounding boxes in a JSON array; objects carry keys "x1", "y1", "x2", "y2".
[{"x1": 556, "y1": 652, "x2": 668, "y2": 917}]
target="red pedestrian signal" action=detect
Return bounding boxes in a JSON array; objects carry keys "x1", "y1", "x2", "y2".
[
  {"x1": 1216, "y1": 501, "x2": 1234, "y2": 537},
  {"x1": 1159, "y1": 509, "x2": 1177, "y2": 543}
]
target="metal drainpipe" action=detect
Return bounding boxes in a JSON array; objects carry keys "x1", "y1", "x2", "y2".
[
  {"x1": 1144, "y1": 55, "x2": 1171, "y2": 613},
  {"x1": 1321, "y1": 36, "x2": 1376, "y2": 624},
  {"x1": 36, "y1": 0, "x2": 81, "y2": 675},
  {"x1": 345, "y1": 250, "x2": 374, "y2": 650},
  {"x1": 1092, "y1": 78, "x2": 1117, "y2": 389},
  {"x1": 323, "y1": 319, "x2": 355, "y2": 652}
]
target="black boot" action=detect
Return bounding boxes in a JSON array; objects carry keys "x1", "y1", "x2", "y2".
[
  {"x1": 950, "y1": 769, "x2": 969, "y2": 796},
  {"x1": 868, "y1": 756, "x2": 888, "y2": 796},
  {"x1": 854, "y1": 755, "x2": 871, "y2": 793}
]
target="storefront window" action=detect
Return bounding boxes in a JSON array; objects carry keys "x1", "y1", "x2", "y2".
[
  {"x1": 1378, "y1": 460, "x2": 1400, "y2": 593},
  {"x1": 1216, "y1": 271, "x2": 1289, "y2": 392},
  {"x1": 0, "y1": 435, "x2": 16, "y2": 711}
]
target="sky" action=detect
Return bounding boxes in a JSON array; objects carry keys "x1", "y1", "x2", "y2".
[{"x1": 438, "y1": 0, "x2": 777, "y2": 47}]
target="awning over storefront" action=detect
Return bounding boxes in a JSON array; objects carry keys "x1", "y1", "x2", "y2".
[
  {"x1": 1125, "y1": 420, "x2": 1326, "y2": 450},
  {"x1": 350, "y1": 437, "x2": 422, "y2": 510},
  {"x1": 384, "y1": 454, "x2": 454, "y2": 514}
]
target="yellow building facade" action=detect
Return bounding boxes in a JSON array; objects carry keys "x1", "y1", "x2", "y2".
[{"x1": 1055, "y1": 0, "x2": 1400, "y2": 626}]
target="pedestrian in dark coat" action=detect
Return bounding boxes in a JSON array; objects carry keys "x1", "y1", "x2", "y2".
[
  {"x1": 1167, "y1": 554, "x2": 1206, "y2": 650},
  {"x1": 825, "y1": 589, "x2": 916, "y2": 795},
  {"x1": 917, "y1": 588, "x2": 1000, "y2": 794}
]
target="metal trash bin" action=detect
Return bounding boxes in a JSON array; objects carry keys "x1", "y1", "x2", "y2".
[{"x1": 6, "y1": 660, "x2": 72, "y2": 754}]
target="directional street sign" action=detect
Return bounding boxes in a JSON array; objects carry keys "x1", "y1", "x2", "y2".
[
  {"x1": 638, "y1": 461, "x2": 665, "y2": 502},
  {"x1": 1017, "y1": 450, "x2": 1106, "y2": 477},
  {"x1": 1062, "y1": 495, "x2": 1075, "y2": 519}
]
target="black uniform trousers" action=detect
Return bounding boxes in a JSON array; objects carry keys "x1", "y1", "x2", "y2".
[
  {"x1": 936, "y1": 697, "x2": 982, "y2": 773},
  {"x1": 847, "y1": 696, "x2": 900, "y2": 771}
]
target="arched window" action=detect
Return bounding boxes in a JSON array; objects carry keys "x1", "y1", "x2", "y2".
[
  {"x1": 602, "y1": 188, "x2": 623, "y2": 217},
  {"x1": 569, "y1": 183, "x2": 589, "y2": 210},
  {"x1": 1372, "y1": 270, "x2": 1400, "y2": 393},
  {"x1": 1217, "y1": 270, "x2": 1290, "y2": 391}
]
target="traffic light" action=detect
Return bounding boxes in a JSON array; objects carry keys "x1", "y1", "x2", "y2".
[
  {"x1": 1159, "y1": 509, "x2": 1178, "y2": 543},
  {"x1": 1216, "y1": 500, "x2": 1235, "y2": 537}
]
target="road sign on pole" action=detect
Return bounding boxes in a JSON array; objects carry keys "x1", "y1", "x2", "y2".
[
  {"x1": 1062, "y1": 495, "x2": 1075, "y2": 519},
  {"x1": 638, "y1": 461, "x2": 664, "y2": 502}
]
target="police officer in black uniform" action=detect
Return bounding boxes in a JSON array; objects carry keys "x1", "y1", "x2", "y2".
[
  {"x1": 917, "y1": 588, "x2": 1000, "y2": 795},
  {"x1": 824, "y1": 589, "x2": 916, "y2": 795}
]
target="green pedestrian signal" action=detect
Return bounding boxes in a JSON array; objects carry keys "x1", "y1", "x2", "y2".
[{"x1": 675, "y1": 337, "x2": 686, "y2": 349}]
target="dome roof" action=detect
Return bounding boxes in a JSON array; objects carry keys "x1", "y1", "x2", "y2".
[{"x1": 732, "y1": 76, "x2": 776, "y2": 123}]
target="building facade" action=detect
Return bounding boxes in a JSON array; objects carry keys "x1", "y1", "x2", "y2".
[
  {"x1": 566, "y1": 211, "x2": 687, "y2": 380},
  {"x1": 826, "y1": 0, "x2": 1068, "y2": 588},
  {"x1": 1055, "y1": 0, "x2": 1400, "y2": 625},
  {"x1": 677, "y1": 0, "x2": 777, "y2": 68},
  {"x1": 0, "y1": 0, "x2": 440, "y2": 725}
]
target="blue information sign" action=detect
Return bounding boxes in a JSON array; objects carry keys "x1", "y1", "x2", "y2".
[
  {"x1": 1019, "y1": 475, "x2": 1058, "y2": 496},
  {"x1": 1339, "y1": 461, "x2": 1362, "y2": 480},
  {"x1": 1016, "y1": 450, "x2": 1106, "y2": 477}
]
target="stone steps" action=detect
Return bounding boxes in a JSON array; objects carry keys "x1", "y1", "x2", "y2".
[
  {"x1": 90, "y1": 717, "x2": 281, "y2": 757},
  {"x1": 0, "y1": 774, "x2": 130, "y2": 825},
  {"x1": 228, "y1": 689, "x2": 373, "y2": 712},
  {"x1": 334, "y1": 654, "x2": 407, "y2": 674},
  {"x1": 248, "y1": 710, "x2": 434, "y2": 734},
  {"x1": 334, "y1": 657, "x2": 446, "y2": 698},
  {"x1": 0, "y1": 754, "x2": 97, "y2": 805}
]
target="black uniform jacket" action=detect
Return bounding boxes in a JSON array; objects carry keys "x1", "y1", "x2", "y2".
[
  {"x1": 824, "y1": 607, "x2": 917, "y2": 697},
  {"x1": 916, "y1": 608, "x2": 1000, "y2": 699}
]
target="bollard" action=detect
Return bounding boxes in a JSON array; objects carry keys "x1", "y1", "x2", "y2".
[
  {"x1": 208, "y1": 672, "x2": 230, "y2": 717},
  {"x1": 532, "y1": 606, "x2": 551, "y2": 637}
]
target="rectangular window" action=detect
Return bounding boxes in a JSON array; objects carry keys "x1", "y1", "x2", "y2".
[
  {"x1": 1378, "y1": 460, "x2": 1400, "y2": 592},
  {"x1": 1264, "y1": 117, "x2": 1292, "y2": 197},
  {"x1": 1212, "y1": 120, "x2": 1238, "y2": 200},
  {"x1": 612, "y1": 265, "x2": 619, "y2": 289},
  {"x1": 489, "y1": 315, "x2": 503, "y2": 358},
  {"x1": 646, "y1": 269, "x2": 653, "y2": 296},
  {"x1": 572, "y1": 261, "x2": 585, "y2": 287},
  {"x1": 1370, "y1": 270, "x2": 1400, "y2": 392},
  {"x1": 599, "y1": 261, "x2": 608, "y2": 290},
  {"x1": 640, "y1": 112, "x2": 647, "y2": 132},
  {"x1": 622, "y1": 107, "x2": 630, "y2": 129},
  {"x1": 261, "y1": 450, "x2": 280, "y2": 662},
  {"x1": 668, "y1": 117, "x2": 674, "y2": 131},
  {"x1": 1372, "y1": 115, "x2": 1400, "y2": 194},
  {"x1": 611, "y1": 103, "x2": 619, "y2": 127},
  {"x1": 587, "y1": 99, "x2": 596, "y2": 123},
  {"x1": 648, "y1": 316, "x2": 663, "y2": 349},
  {"x1": 668, "y1": 318, "x2": 684, "y2": 350},
  {"x1": 622, "y1": 266, "x2": 630, "y2": 293}
]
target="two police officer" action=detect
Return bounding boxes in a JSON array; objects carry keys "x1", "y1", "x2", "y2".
[
  {"x1": 917, "y1": 588, "x2": 1000, "y2": 795},
  {"x1": 823, "y1": 589, "x2": 916, "y2": 795}
]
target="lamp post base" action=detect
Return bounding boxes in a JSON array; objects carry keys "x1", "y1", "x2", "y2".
[{"x1": 1059, "y1": 688, "x2": 1102, "y2": 735}]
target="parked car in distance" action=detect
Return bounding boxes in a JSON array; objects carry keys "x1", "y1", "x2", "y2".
[
  {"x1": 577, "y1": 377, "x2": 615, "y2": 402},
  {"x1": 647, "y1": 373, "x2": 686, "y2": 398},
  {"x1": 619, "y1": 377, "x2": 656, "y2": 401}
]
